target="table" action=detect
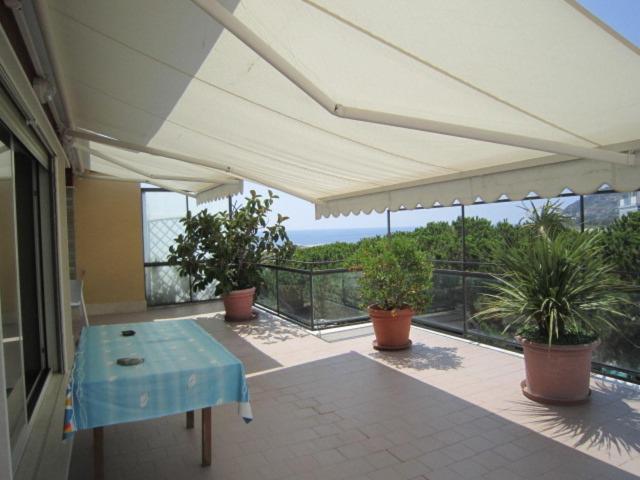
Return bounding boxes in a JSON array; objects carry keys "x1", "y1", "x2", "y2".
[{"x1": 63, "y1": 320, "x2": 252, "y2": 478}]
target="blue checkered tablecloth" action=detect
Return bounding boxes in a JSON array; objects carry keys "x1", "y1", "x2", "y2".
[{"x1": 63, "y1": 320, "x2": 252, "y2": 438}]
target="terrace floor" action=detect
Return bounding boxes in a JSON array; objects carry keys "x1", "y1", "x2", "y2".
[{"x1": 69, "y1": 301, "x2": 640, "y2": 480}]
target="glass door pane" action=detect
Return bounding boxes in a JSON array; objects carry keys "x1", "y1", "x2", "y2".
[
  {"x1": 0, "y1": 131, "x2": 27, "y2": 455},
  {"x1": 37, "y1": 162, "x2": 60, "y2": 374},
  {"x1": 14, "y1": 147, "x2": 50, "y2": 416},
  {"x1": 142, "y1": 191, "x2": 186, "y2": 263}
]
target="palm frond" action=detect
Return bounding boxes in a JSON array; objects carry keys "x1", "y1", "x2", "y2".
[{"x1": 473, "y1": 230, "x2": 630, "y2": 344}]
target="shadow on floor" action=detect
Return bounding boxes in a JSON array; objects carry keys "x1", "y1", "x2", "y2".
[
  {"x1": 69, "y1": 351, "x2": 639, "y2": 480},
  {"x1": 369, "y1": 342, "x2": 463, "y2": 371},
  {"x1": 507, "y1": 381, "x2": 640, "y2": 457}
]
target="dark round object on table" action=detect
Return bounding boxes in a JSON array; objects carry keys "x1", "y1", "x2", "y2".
[{"x1": 116, "y1": 357, "x2": 144, "y2": 366}]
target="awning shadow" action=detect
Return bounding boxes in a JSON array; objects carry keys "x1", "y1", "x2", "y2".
[
  {"x1": 48, "y1": 0, "x2": 240, "y2": 146},
  {"x1": 69, "y1": 351, "x2": 640, "y2": 480}
]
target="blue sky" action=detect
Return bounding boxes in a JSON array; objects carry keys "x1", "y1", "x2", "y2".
[{"x1": 240, "y1": 1, "x2": 639, "y2": 231}]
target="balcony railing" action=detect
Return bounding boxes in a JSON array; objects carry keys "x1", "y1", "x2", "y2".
[{"x1": 256, "y1": 260, "x2": 640, "y2": 384}]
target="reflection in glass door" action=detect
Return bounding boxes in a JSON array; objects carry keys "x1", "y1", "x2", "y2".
[{"x1": 14, "y1": 147, "x2": 50, "y2": 414}]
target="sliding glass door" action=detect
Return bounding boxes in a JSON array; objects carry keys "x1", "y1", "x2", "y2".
[
  {"x1": 0, "y1": 123, "x2": 27, "y2": 462},
  {"x1": 0, "y1": 121, "x2": 59, "y2": 467},
  {"x1": 14, "y1": 145, "x2": 51, "y2": 414}
]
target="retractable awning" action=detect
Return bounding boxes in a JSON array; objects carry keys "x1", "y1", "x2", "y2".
[
  {"x1": 71, "y1": 135, "x2": 243, "y2": 199},
  {"x1": 40, "y1": 0, "x2": 640, "y2": 216}
]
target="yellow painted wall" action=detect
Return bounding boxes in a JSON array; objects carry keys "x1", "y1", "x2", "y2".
[{"x1": 74, "y1": 178, "x2": 145, "y2": 308}]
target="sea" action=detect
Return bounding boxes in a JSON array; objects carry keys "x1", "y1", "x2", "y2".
[{"x1": 287, "y1": 226, "x2": 415, "y2": 246}]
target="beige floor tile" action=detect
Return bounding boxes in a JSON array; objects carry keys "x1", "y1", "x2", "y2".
[{"x1": 67, "y1": 302, "x2": 640, "y2": 480}]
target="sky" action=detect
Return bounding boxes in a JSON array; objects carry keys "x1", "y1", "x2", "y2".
[{"x1": 221, "y1": 1, "x2": 639, "y2": 231}]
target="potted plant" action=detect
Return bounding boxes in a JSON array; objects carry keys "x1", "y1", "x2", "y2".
[
  {"x1": 474, "y1": 225, "x2": 629, "y2": 404},
  {"x1": 349, "y1": 236, "x2": 433, "y2": 350},
  {"x1": 168, "y1": 190, "x2": 293, "y2": 321}
]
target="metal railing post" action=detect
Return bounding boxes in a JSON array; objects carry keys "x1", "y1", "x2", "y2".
[
  {"x1": 386, "y1": 209, "x2": 391, "y2": 237},
  {"x1": 275, "y1": 266, "x2": 280, "y2": 314},
  {"x1": 309, "y1": 265, "x2": 315, "y2": 330},
  {"x1": 461, "y1": 204, "x2": 468, "y2": 336},
  {"x1": 580, "y1": 195, "x2": 585, "y2": 232}
]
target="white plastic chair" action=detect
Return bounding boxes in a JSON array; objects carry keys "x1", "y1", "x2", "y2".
[{"x1": 70, "y1": 279, "x2": 89, "y2": 328}]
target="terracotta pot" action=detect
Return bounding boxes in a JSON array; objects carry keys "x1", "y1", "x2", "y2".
[
  {"x1": 368, "y1": 306, "x2": 413, "y2": 351},
  {"x1": 223, "y1": 287, "x2": 256, "y2": 321},
  {"x1": 517, "y1": 336, "x2": 600, "y2": 405}
]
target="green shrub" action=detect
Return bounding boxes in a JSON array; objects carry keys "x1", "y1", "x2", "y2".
[
  {"x1": 292, "y1": 241, "x2": 359, "y2": 268},
  {"x1": 348, "y1": 236, "x2": 433, "y2": 311},
  {"x1": 168, "y1": 190, "x2": 294, "y2": 296},
  {"x1": 602, "y1": 211, "x2": 640, "y2": 280},
  {"x1": 411, "y1": 222, "x2": 460, "y2": 261}
]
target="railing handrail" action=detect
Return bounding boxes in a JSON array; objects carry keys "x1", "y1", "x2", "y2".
[
  {"x1": 270, "y1": 258, "x2": 500, "y2": 271},
  {"x1": 257, "y1": 261, "x2": 638, "y2": 285},
  {"x1": 256, "y1": 262, "x2": 497, "y2": 279}
]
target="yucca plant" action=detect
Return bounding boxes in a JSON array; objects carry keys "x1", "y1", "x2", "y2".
[
  {"x1": 520, "y1": 199, "x2": 573, "y2": 239},
  {"x1": 475, "y1": 231, "x2": 629, "y2": 345}
]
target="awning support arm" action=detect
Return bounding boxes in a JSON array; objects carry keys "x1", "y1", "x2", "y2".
[{"x1": 192, "y1": 0, "x2": 637, "y2": 167}]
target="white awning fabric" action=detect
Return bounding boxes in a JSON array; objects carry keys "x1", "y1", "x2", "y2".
[
  {"x1": 42, "y1": 0, "x2": 640, "y2": 216},
  {"x1": 73, "y1": 139, "x2": 243, "y2": 199}
]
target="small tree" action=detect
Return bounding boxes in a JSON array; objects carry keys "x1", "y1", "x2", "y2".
[
  {"x1": 348, "y1": 236, "x2": 433, "y2": 312},
  {"x1": 168, "y1": 190, "x2": 294, "y2": 296}
]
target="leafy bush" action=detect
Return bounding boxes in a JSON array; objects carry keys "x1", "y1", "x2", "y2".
[
  {"x1": 474, "y1": 232, "x2": 629, "y2": 345},
  {"x1": 410, "y1": 222, "x2": 460, "y2": 262},
  {"x1": 602, "y1": 211, "x2": 640, "y2": 280},
  {"x1": 348, "y1": 236, "x2": 433, "y2": 311},
  {"x1": 168, "y1": 190, "x2": 294, "y2": 296},
  {"x1": 287, "y1": 203, "x2": 640, "y2": 281},
  {"x1": 457, "y1": 217, "x2": 502, "y2": 267},
  {"x1": 292, "y1": 241, "x2": 359, "y2": 268}
]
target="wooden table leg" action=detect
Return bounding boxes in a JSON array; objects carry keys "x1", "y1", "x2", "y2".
[
  {"x1": 186, "y1": 410, "x2": 194, "y2": 429},
  {"x1": 201, "y1": 407, "x2": 212, "y2": 466},
  {"x1": 93, "y1": 427, "x2": 104, "y2": 480}
]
